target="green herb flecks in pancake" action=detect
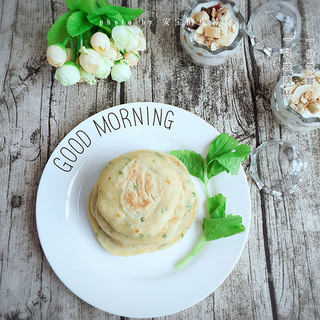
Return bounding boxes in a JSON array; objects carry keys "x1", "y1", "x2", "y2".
[{"x1": 88, "y1": 150, "x2": 198, "y2": 256}]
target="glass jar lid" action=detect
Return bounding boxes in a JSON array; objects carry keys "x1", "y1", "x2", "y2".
[{"x1": 247, "y1": 1, "x2": 301, "y2": 57}]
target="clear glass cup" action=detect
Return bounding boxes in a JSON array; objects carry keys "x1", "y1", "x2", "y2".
[
  {"x1": 271, "y1": 64, "x2": 320, "y2": 132},
  {"x1": 246, "y1": 1, "x2": 301, "y2": 57},
  {"x1": 249, "y1": 140, "x2": 310, "y2": 198}
]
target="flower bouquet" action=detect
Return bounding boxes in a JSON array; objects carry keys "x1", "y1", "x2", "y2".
[{"x1": 46, "y1": 0, "x2": 146, "y2": 86}]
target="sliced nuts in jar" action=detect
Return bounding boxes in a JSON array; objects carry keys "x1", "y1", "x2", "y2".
[
  {"x1": 291, "y1": 85, "x2": 311, "y2": 104},
  {"x1": 185, "y1": 2, "x2": 239, "y2": 53},
  {"x1": 204, "y1": 26, "x2": 220, "y2": 39},
  {"x1": 193, "y1": 11, "x2": 210, "y2": 24},
  {"x1": 287, "y1": 72, "x2": 320, "y2": 118}
]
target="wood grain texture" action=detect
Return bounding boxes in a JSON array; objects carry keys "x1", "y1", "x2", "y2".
[{"x1": 0, "y1": 0, "x2": 319, "y2": 319}]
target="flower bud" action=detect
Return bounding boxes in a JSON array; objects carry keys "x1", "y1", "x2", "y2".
[
  {"x1": 94, "y1": 57, "x2": 114, "y2": 79},
  {"x1": 124, "y1": 51, "x2": 140, "y2": 67},
  {"x1": 80, "y1": 67, "x2": 96, "y2": 85},
  {"x1": 79, "y1": 47, "x2": 103, "y2": 74},
  {"x1": 103, "y1": 43, "x2": 122, "y2": 61},
  {"x1": 90, "y1": 32, "x2": 111, "y2": 55},
  {"x1": 111, "y1": 61, "x2": 132, "y2": 83},
  {"x1": 129, "y1": 26, "x2": 146, "y2": 51},
  {"x1": 112, "y1": 26, "x2": 139, "y2": 51},
  {"x1": 47, "y1": 44, "x2": 67, "y2": 67},
  {"x1": 66, "y1": 48, "x2": 73, "y2": 62},
  {"x1": 136, "y1": 37, "x2": 146, "y2": 52},
  {"x1": 55, "y1": 62, "x2": 81, "y2": 86}
]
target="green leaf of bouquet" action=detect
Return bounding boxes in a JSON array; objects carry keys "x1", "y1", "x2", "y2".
[
  {"x1": 170, "y1": 150, "x2": 205, "y2": 183},
  {"x1": 47, "y1": 12, "x2": 72, "y2": 46},
  {"x1": 87, "y1": 13, "x2": 112, "y2": 34},
  {"x1": 207, "y1": 193, "x2": 226, "y2": 219},
  {"x1": 92, "y1": 6, "x2": 125, "y2": 25},
  {"x1": 82, "y1": 29, "x2": 94, "y2": 48},
  {"x1": 65, "y1": 0, "x2": 98, "y2": 14},
  {"x1": 108, "y1": 6, "x2": 145, "y2": 23},
  {"x1": 67, "y1": 11, "x2": 93, "y2": 37},
  {"x1": 215, "y1": 144, "x2": 251, "y2": 175},
  {"x1": 203, "y1": 215, "x2": 245, "y2": 241},
  {"x1": 87, "y1": 13, "x2": 103, "y2": 26},
  {"x1": 97, "y1": 0, "x2": 110, "y2": 7}
]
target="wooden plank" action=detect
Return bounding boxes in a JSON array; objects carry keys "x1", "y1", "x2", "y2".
[
  {"x1": 125, "y1": 0, "x2": 272, "y2": 319},
  {"x1": 0, "y1": 0, "x2": 120, "y2": 318},
  {"x1": 0, "y1": 0, "x2": 319, "y2": 319},
  {"x1": 0, "y1": 0, "x2": 53, "y2": 318},
  {"x1": 245, "y1": 0, "x2": 320, "y2": 319},
  {"x1": 36, "y1": 0, "x2": 122, "y2": 318}
]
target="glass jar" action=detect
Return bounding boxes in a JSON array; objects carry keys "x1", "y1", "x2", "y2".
[
  {"x1": 249, "y1": 140, "x2": 310, "y2": 197},
  {"x1": 271, "y1": 65, "x2": 320, "y2": 132},
  {"x1": 180, "y1": 0, "x2": 245, "y2": 67},
  {"x1": 180, "y1": 0, "x2": 301, "y2": 67}
]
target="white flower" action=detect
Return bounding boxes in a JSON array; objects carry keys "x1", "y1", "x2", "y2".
[
  {"x1": 112, "y1": 26, "x2": 139, "y2": 51},
  {"x1": 80, "y1": 67, "x2": 96, "y2": 85},
  {"x1": 55, "y1": 62, "x2": 81, "y2": 86},
  {"x1": 47, "y1": 44, "x2": 67, "y2": 67},
  {"x1": 94, "y1": 56, "x2": 114, "y2": 79},
  {"x1": 66, "y1": 48, "x2": 73, "y2": 62},
  {"x1": 130, "y1": 26, "x2": 146, "y2": 51},
  {"x1": 111, "y1": 61, "x2": 131, "y2": 83},
  {"x1": 124, "y1": 51, "x2": 140, "y2": 67},
  {"x1": 90, "y1": 32, "x2": 111, "y2": 55},
  {"x1": 103, "y1": 43, "x2": 122, "y2": 61},
  {"x1": 79, "y1": 47, "x2": 103, "y2": 74}
]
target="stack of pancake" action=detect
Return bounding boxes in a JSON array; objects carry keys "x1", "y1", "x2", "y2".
[{"x1": 88, "y1": 150, "x2": 198, "y2": 256}]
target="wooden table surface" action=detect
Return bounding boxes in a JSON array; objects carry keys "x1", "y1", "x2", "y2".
[{"x1": 1, "y1": 0, "x2": 319, "y2": 319}]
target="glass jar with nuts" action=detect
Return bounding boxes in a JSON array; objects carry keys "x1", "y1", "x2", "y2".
[
  {"x1": 180, "y1": 1, "x2": 301, "y2": 67},
  {"x1": 271, "y1": 65, "x2": 320, "y2": 131},
  {"x1": 180, "y1": 0, "x2": 245, "y2": 66}
]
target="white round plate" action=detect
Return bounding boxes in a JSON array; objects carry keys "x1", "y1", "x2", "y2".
[{"x1": 36, "y1": 102, "x2": 251, "y2": 318}]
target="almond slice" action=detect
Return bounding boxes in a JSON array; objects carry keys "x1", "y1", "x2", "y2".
[
  {"x1": 311, "y1": 80, "x2": 320, "y2": 100},
  {"x1": 291, "y1": 84, "x2": 311, "y2": 104},
  {"x1": 217, "y1": 7, "x2": 228, "y2": 14},
  {"x1": 304, "y1": 90, "x2": 314, "y2": 100},
  {"x1": 296, "y1": 103, "x2": 305, "y2": 113},
  {"x1": 204, "y1": 26, "x2": 220, "y2": 38},
  {"x1": 205, "y1": 38, "x2": 214, "y2": 47},
  {"x1": 193, "y1": 11, "x2": 210, "y2": 24},
  {"x1": 314, "y1": 70, "x2": 320, "y2": 78},
  {"x1": 308, "y1": 101, "x2": 320, "y2": 114},
  {"x1": 216, "y1": 7, "x2": 227, "y2": 21},
  {"x1": 196, "y1": 23, "x2": 206, "y2": 35},
  {"x1": 210, "y1": 42, "x2": 217, "y2": 51},
  {"x1": 300, "y1": 95, "x2": 308, "y2": 104}
]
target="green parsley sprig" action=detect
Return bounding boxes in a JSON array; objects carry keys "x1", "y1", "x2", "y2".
[{"x1": 171, "y1": 133, "x2": 251, "y2": 269}]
